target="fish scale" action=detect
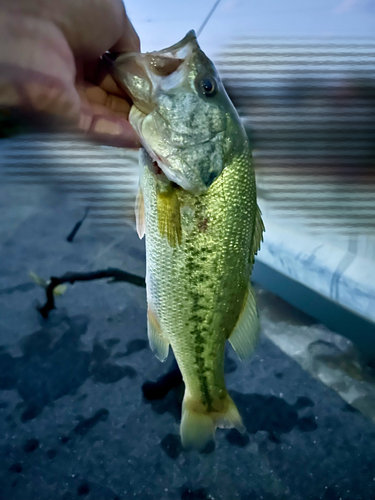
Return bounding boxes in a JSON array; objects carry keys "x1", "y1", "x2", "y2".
[
  {"x1": 110, "y1": 30, "x2": 264, "y2": 450},
  {"x1": 141, "y1": 143, "x2": 256, "y2": 426}
]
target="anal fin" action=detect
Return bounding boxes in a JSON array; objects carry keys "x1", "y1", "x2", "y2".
[
  {"x1": 228, "y1": 285, "x2": 260, "y2": 361},
  {"x1": 147, "y1": 307, "x2": 169, "y2": 362}
]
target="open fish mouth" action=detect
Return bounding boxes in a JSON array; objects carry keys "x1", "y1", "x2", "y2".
[
  {"x1": 102, "y1": 30, "x2": 197, "y2": 88},
  {"x1": 149, "y1": 30, "x2": 197, "y2": 58},
  {"x1": 106, "y1": 31, "x2": 228, "y2": 194},
  {"x1": 103, "y1": 32, "x2": 199, "y2": 117},
  {"x1": 103, "y1": 30, "x2": 197, "y2": 65}
]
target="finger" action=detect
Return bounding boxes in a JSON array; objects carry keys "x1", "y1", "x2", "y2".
[
  {"x1": 82, "y1": 114, "x2": 140, "y2": 148},
  {"x1": 83, "y1": 83, "x2": 131, "y2": 115},
  {"x1": 78, "y1": 90, "x2": 140, "y2": 148},
  {"x1": 86, "y1": 121, "x2": 140, "y2": 148},
  {"x1": 99, "y1": 74, "x2": 131, "y2": 99},
  {"x1": 83, "y1": 59, "x2": 132, "y2": 101}
]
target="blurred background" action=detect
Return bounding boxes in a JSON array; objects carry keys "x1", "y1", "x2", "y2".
[{"x1": 1, "y1": 1, "x2": 375, "y2": 498}]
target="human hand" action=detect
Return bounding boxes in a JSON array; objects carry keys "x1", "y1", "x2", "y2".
[{"x1": 0, "y1": 0, "x2": 140, "y2": 147}]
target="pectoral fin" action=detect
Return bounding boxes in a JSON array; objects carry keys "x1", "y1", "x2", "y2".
[
  {"x1": 228, "y1": 285, "x2": 260, "y2": 361},
  {"x1": 147, "y1": 307, "x2": 169, "y2": 362},
  {"x1": 157, "y1": 186, "x2": 182, "y2": 247},
  {"x1": 135, "y1": 187, "x2": 145, "y2": 239}
]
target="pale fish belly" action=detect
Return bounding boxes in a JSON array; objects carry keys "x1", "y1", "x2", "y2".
[{"x1": 139, "y1": 147, "x2": 258, "y2": 449}]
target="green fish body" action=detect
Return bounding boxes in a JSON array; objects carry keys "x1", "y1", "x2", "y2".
[{"x1": 109, "y1": 31, "x2": 264, "y2": 450}]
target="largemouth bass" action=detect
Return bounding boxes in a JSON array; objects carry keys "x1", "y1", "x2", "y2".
[{"x1": 108, "y1": 31, "x2": 264, "y2": 450}]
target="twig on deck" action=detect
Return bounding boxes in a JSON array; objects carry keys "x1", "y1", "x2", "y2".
[
  {"x1": 66, "y1": 207, "x2": 90, "y2": 242},
  {"x1": 38, "y1": 268, "x2": 146, "y2": 319}
]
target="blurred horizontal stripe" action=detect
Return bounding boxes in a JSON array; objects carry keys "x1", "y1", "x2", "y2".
[
  {"x1": 214, "y1": 38, "x2": 375, "y2": 244},
  {"x1": 0, "y1": 133, "x2": 140, "y2": 231},
  {"x1": 0, "y1": 38, "x2": 374, "y2": 249}
]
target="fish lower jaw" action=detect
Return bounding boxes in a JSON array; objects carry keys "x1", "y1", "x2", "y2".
[
  {"x1": 140, "y1": 145, "x2": 207, "y2": 193},
  {"x1": 151, "y1": 156, "x2": 202, "y2": 193}
]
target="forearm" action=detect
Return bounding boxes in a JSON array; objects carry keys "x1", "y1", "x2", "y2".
[
  {"x1": 0, "y1": 2, "x2": 140, "y2": 146},
  {"x1": 0, "y1": 11, "x2": 79, "y2": 122}
]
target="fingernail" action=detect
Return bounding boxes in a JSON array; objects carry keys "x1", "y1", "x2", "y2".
[
  {"x1": 78, "y1": 112, "x2": 92, "y2": 132},
  {"x1": 93, "y1": 117, "x2": 122, "y2": 135}
]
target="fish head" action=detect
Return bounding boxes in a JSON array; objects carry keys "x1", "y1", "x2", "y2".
[{"x1": 107, "y1": 30, "x2": 246, "y2": 194}]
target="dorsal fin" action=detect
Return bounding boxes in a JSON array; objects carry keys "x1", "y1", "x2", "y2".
[{"x1": 249, "y1": 205, "x2": 265, "y2": 267}]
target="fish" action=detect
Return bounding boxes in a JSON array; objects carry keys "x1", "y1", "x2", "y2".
[{"x1": 108, "y1": 30, "x2": 264, "y2": 450}]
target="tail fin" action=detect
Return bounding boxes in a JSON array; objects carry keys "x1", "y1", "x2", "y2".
[{"x1": 180, "y1": 392, "x2": 245, "y2": 451}]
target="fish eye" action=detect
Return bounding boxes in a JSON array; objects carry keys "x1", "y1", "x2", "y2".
[{"x1": 199, "y1": 76, "x2": 217, "y2": 97}]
